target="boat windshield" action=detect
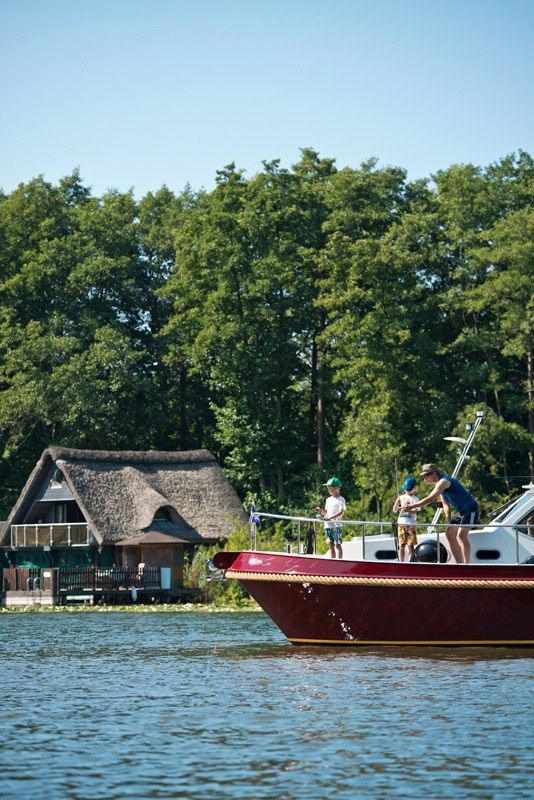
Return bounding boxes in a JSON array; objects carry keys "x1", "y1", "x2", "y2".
[{"x1": 492, "y1": 492, "x2": 534, "y2": 524}]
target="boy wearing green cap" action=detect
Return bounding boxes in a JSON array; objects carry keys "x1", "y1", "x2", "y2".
[{"x1": 316, "y1": 477, "x2": 346, "y2": 559}]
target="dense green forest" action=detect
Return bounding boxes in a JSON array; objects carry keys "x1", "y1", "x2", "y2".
[{"x1": 0, "y1": 149, "x2": 533, "y2": 521}]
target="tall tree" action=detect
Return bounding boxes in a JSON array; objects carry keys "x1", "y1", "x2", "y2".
[{"x1": 466, "y1": 208, "x2": 534, "y2": 479}]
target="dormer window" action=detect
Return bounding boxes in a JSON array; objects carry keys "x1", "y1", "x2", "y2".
[
  {"x1": 50, "y1": 468, "x2": 63, "y2": 489},
  {"x1": 154, "y1": 507, "x2": 172, "y2": 521}
]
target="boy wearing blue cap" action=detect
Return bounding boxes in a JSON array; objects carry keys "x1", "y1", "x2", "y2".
[
  {"x1": 392, "y1": 477, "x2": 420, "y2": 562},
  {"x1": 316, "y1": 477, "x2": 346, "y2": 559}
]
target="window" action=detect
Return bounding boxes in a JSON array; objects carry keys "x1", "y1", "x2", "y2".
[
  {"x1": 493, "y1": 494, "x2": 534, "y2": 524},
  {"x1": 50, "y1": 468, "x2": 63, "y2": 489},
  {"x1": 375, "y1": 550, "x2": 398, "y2": 560},
  {"x1": 475, "y1": 549, "x2": 501, "y2": 560},
  {"x1": 66, "y1": 502, "x2": 84, "y2": 523},
  {"x1": 518, "y1": 512, "x2": 534, "y2": 537}
]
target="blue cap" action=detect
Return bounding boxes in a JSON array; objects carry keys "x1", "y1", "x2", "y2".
[{"x1": 402, "y1": 477, "x2": 417, "y2": 491}]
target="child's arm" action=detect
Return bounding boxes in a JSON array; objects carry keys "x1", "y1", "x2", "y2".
[{"x1": 325, "y1": 509, "x2": 344, "y2": 521}]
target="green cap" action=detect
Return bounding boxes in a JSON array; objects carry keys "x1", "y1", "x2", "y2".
[{"x1": 323, "y1": 476, "x2": 341, "y2": 487}]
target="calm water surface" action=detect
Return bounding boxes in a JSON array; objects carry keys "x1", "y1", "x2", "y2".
[{"x1": 0, "y1": 611, "x2": 533, "y2": 800}]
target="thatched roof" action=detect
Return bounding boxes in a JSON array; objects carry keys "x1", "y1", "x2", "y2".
[{"x1": 1, "y1": 448, "x2": 247, "y2": 546}]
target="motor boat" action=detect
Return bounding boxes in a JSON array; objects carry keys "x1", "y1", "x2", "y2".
[{"x1": 214, "y1": 484, "x2": 534, "y2": 646}]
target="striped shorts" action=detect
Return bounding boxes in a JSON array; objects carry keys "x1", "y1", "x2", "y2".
[{"x1": 451, "y1": 505, "x2": 479, "y2": 526}]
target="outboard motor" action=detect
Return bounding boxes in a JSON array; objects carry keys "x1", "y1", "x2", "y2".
[
  {"x1": 205, "y1": 559, "x2": 225, "y2": 581},
  {"x1": 414, "y1": 539, "x2": 448, "y2": 563}
]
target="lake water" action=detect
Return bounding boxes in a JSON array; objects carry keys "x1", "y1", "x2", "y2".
[{"x1": 0, "y1": 610, "x2": 533, "y2": 800}]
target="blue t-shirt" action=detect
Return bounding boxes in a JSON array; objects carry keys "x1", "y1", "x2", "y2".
[{"x1": 441, "y1": 475, "x2": 477, "y2": 515}]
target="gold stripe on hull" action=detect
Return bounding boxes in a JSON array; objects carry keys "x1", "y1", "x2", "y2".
[{"x1": 289, "y1": 638, "x2": 534, "y2": 646}]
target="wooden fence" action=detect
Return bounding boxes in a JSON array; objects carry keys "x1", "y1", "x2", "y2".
[
  {"x1": 2, "y1": 566, "x2": 162, "y2": 593},
  {"x1": 2, "y1": 567, "x2": 57, "y2": 592},
  {"x1": 58, "y1": 566, "x2": 161, "y2": 592}
]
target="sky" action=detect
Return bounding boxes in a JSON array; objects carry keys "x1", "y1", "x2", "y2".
[{"x1": 1, "y1": 0, "x2": 533, "y2": 198}]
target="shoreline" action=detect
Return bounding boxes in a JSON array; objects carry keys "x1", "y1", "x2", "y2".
[{"x1": 0, "y1": 602, "x2": 262, "y2": 614}]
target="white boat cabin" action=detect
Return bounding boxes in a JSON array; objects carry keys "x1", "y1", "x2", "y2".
[{"x1": 253, "y1": 484, "x2": 534, "y2": 566}]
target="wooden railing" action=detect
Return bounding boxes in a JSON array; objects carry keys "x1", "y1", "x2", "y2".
[
  {"x1": 58, "y1": 566, "x2": 162, "y2": 592},
  {"x1": 10, "y1": 523, "x2": 92, "y2": 548},
  {"x1": 2, "y1": 566, "x2": 175, "y2": 593}
]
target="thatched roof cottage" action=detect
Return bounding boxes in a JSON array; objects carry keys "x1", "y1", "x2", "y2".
[{"x1": 0, "y1": 448, "x2": 246, "y2": 599}]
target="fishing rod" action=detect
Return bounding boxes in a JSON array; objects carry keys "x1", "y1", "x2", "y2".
[{"x1": 392, "y1": 458, "x2": 400, "y2": 558}]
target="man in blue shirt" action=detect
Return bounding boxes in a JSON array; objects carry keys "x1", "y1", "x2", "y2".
[{"x1": 410, "y1": 463, "x2": 479, "y2": 564}]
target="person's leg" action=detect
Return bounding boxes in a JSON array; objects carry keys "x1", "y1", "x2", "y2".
[
  {"x1": 398, "y1": 528, "x2": 406, "y2": 562},
  {"x1": 336, "y1": 543, "x2": 343, "y2": 559},
  {"x1": 407, "y1": 528, "x2": 417, "y2": 562},
  {"x1": 457, "y1": 509, "x2": 476, "y2": 563},
  {"x1": 328, "y1": 541, "x2": 336, "y2": 558},
  {"x1": 446, "y1": 525, "x2": 463, "y2": 563},
  {"x1": 458, "y1": 527, "x2": 471, "y2": 563}
]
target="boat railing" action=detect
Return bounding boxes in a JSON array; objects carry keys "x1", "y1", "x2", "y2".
[{"x1": 249, "y1": 511, "x2": 534, "y2": 565}]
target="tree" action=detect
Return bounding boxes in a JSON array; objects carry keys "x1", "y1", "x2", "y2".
[
  {"x1": 0, "y1": 175, "x2": 162, "y2": 510},
  {"x1": 466, "y1": 209, "x2": 534, "y2": 480}
]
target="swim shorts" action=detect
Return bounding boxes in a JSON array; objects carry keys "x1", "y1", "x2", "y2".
[
  {"x1": 398, "y1": 525, "x2": 417, "y2": 547},
  {"x1": 325, "y1": 528, "x2": 343, "y2": 544},
  {"x1": 451, "y1": 505, "x2": 479, "y2": 527}
]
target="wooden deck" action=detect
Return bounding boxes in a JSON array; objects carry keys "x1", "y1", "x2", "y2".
[{"x1": 1, "y1": 567, "x2": 200, "y2": 605}]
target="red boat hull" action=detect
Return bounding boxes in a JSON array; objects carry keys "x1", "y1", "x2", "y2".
[{"x1": 214, "y1": 551, "x2": 534, "y2": 645}]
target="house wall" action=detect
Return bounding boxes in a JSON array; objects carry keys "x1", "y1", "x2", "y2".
[
  {"x1": 142, "y1": 545, "x2": 185, "y2": 586},
  {"x1": 122, "y1": 547, "x2": 139, "y2": 568},
  {"x1": 120, "y1": 544, "x2": 184, "y2": 574},
  {"x1": 172, "y1": 546, "x2": 184, "y2": 586},
  {"x1": 98, "y1": 547, "x2": 115, "y2": 568},
  {"x1": 6, "y1": 547, "x2": 96, "y2": 568},
  {"x1": 142, "y1": 544, "x2": 175, "y2": 568}
]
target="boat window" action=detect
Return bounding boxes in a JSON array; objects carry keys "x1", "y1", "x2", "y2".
[
  {"x1": 375, "y1": 550, "x2": 398, "y2": 560},
  {"x1": 492, "y1": 493, "x2": 534, "y2": 524},
  {"x1": 518, "y1": 511, "x2": 534, "y2": 536},
  {"x1": 475, "y1": 549, "x2": 501, "y2": 560}
]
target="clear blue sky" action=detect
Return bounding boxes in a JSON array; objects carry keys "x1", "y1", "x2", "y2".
[{"x1": 1, "y1": 0, "x2": 533, "y2": 198}]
